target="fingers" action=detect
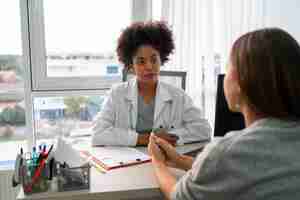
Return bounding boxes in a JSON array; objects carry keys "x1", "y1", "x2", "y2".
[
  {"x1": 156, "y1": 136, "x2": 179, "y2": 156},
  {"x1": 148, "y1": 134, "x2": 165, "y2": 162},
  {"x1": 151, "y1": 135, "x2": 175, "y2": 158},
  {"x1": 150, "y1": 134, "x2": 183, "y2": 169},
  {"x1": 148, "y1": 133, "x2": 157, "y2": 156},
  {"x1": 155, "y1": 136, "x2": 175, "y2": 151}
]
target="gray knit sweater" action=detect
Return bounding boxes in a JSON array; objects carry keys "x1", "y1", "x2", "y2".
[{"x1": 171, "y1": 118, "x2": 300, "y2": 200}]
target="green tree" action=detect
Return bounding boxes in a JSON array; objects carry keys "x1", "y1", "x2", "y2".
[
  {"x1": 0, "y1": 55, "x2": 23, "y2": 77},
  {"x1": 0, "y1": 105, "x2": 25, "y2": 125},
  {"x1": 63, "y1": 96, "x2": 87, "y2": 118}
]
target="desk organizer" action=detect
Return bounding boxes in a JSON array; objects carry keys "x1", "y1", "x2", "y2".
[
  {"x1": 13, "y1": 154, "x2": 90, "y2": 195},
  {"x1": 20, "y1": 158, "x2": 51, "y2": 194}
]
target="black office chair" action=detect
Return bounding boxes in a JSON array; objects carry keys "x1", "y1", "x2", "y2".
[
  {"x1": 214, "y1": 74, "x2": 245, "y2": 137},
  {"x1": 122, "y1": 68, "x2": 187, "y2": 90}
]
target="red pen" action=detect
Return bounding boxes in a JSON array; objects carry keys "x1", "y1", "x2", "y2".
[
  {"x1": 23, "y1": 158, "x2": 46, "y2": 193},
  {"x1": 24, "y1": 144, "x2": 54, "y2": 193}
]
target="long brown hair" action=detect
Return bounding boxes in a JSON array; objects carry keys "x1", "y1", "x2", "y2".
[{"x1": 230, "y1": 28, "x2": 300, "y2": 119}]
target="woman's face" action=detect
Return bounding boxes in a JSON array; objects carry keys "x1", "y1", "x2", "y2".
[
  {"x1": 224, "y1": 60, "x2": 241, "y2": 112},
  {"x1": 132, "y1": 45, "x2": 161, "y2": 85}
]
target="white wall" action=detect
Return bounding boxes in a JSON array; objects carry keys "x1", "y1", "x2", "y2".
[{"x1": 265, "y1": 0, "x2": 300, "y2": 42}]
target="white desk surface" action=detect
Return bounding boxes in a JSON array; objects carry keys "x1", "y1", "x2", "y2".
[{"x1": 17, "y1": 141, "x2": 207, "y2": 200}]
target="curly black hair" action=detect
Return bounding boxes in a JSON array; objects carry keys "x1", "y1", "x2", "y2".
[{"x1": 116, "y1": 21, "x2": 175, "y2": 70}]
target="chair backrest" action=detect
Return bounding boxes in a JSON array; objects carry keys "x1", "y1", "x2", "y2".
[
  {"x1": 214, "y1": 74, "x2": 245, "y2": 137},
  {"x1": 122, "y1": 68, "x2": 187, "y2": 90}
]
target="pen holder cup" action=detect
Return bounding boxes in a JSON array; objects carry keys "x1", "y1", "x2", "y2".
[
  {"x1": 56, "y1": 163, "x2": 90, "y2": 192},
  {"x1": 21, "y1": 159, "x2": 50, "y2": 194}
]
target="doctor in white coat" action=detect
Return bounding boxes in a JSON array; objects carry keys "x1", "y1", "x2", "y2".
[{"x1": 91, "y1": 21, "x2": 211, "y2": 146}]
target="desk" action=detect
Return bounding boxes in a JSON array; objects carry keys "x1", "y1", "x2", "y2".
[{"x1": 17, "y1": 141, "x2": 207, "y2": 200}]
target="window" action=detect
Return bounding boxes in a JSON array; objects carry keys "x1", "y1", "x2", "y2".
[
  {"x1": 44, "y1": 0, "x2": 129, "y2": 79},
  {"x1": 0, "y1": 0, "x2": 27, "y2": 161},
  {"x1": 24, "y1": 0, "x2": 152, "y2": 145},
  {"x1": 33, "y1": 94, "x2": 106, "y2": 142},
  {"x1": 29, "y1": 0, "x2": 132, "y2": 90},
  {"x1": 152, "y1": 0, "x2": 162, "y2": 21},
  {"x1": 26, "y1": 0, "x2": 150, "y2": 141}
]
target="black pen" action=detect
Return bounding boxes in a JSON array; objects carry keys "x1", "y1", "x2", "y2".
[
  {"x1": 36, "y1": 144, "x2": 53, "y2": 165},
  {"x1": 45, "y1": 144, "x2": 54, "y2": 158}
]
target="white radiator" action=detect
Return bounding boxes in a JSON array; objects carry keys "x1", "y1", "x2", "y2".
[{"x1": 0, "y1": 170, "x2": 19, "y2": 200}]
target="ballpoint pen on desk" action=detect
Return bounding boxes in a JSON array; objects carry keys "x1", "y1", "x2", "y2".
[{"x1": 88, "y1": 157, "x2": 107, "y2": 174}]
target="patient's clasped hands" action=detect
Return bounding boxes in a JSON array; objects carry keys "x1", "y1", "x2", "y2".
[{"x1": 148, "y1": 133, "x2": 181, "y2": 168}]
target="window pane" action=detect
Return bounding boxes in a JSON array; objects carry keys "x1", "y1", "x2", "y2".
[
  {"x1": 33, "y1": 95, "x2": 106, "y2": 140},
  {"x1": 0, "y1": 1, "x2": 27, "y2": 162},
  {"x1": 152, "y1": 0, "x2": 162, "y2": 21},
  {"x1": 44, "y1": 0, "x2": 130, "y2": 78}
]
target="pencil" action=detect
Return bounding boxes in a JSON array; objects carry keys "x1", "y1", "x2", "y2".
[{"x1": 89, "y1": 160, "x2": 107, "y2": 174}]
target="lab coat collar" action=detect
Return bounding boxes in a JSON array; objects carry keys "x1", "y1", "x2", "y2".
[
  {"x1": 125, "y1": 78, "x2": 138, "y2": 102},
  {"x1": 154, "y1": 80, "x2": 173, "y2": 122},
  {"x1": 124, "y1": 78, "x2": 172, "y2": 102},
  {"x1": 124, "y1": 79, "x2": 139, "y2": 129},
  {"x1": 124, "y1": 78, "x2": 173, "y2": 125}
]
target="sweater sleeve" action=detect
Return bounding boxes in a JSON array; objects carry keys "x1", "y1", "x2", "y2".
[{"x1": 170, "y1": 138, "x2": 232, "y2": 200}]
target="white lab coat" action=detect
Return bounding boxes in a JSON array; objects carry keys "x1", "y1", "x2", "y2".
[{"x1": 91, "y1": 78, "x2": 211, "y2": 146}]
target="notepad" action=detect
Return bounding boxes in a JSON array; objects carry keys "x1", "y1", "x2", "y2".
[{"x1": 80, "y1": 147, "x2": 151, "y2": 170}]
